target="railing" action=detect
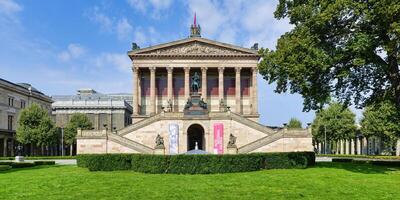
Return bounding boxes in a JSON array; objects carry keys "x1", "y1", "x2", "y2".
[{"x1": 108, "y1": 132, "x2": 153, "y2": 153}]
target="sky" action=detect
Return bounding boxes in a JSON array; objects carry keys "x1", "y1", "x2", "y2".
[{"x1": 0, "y1": 0, "x2": 353, "y2": 127}]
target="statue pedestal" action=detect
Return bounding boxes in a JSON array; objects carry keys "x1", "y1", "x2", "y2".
[
  {"x1": 154, "y1": 147, "x2": 165, "y2": 155},
  {"x1": 184, "y1": 93, "x2": 208, "y2": 116},
  {"x1": 227, "y1": 146, "x2": 237, "y2": 154},
  {"x1": 15, "y1": 156, "x2": 25, "y2": 162}
]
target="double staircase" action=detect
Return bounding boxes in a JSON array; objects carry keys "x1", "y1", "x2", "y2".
[{"x1": 106, "y1": 111, "x2": 295, "y2": 154}]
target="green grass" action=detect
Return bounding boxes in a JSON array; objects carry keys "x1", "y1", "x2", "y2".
[{"x1": 0, "y1": 163, "x2": 399, "y2": 200}]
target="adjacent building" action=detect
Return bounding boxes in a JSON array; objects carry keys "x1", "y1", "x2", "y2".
[
  {"x1": 52, "y1": 89, "x2": 133, "y2": 131},
  {"x1": 0, "y1": 78, "x2": 52, "y2": 156}
]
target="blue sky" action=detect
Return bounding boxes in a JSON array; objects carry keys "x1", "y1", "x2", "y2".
[{"x1": 0, "y1": 0, "x2": 345, "y2": 126}]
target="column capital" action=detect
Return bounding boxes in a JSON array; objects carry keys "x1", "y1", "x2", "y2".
[
  {"x1": 166, "y1": 67, "x2": 173, "y2": 73},
  {"x1": 131, "y1": 66, "x2": 139, "y2": 72},
  {"x1": 201, "y1": 67, "x2": 208, "y2": 72},
  {"x1": 184, "y1": 67, "x2": 190, "y2": 73},
  {"x1": 149, "y1": 67, "x2": 156, "y2": 72},
  {"x1": 235, "y1": 67, "x2": 242, "y2": 73},
  {"x1": 218, "y1": 67, "x2": 225, "y2": 73},
  {"x1": 251, "y1": 67, "x2": 258, "y2": 73}
]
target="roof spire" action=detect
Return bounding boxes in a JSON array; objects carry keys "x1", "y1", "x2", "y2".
[
  {"x1": 190, "y1": 12, "x2": 201, "y2": 38},
  {"x1": 194, "y1": 12, "x2": 197, "y2": 26}
]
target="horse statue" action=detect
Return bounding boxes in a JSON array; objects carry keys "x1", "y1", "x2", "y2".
[{"x1": 191, "y1": 72, "x2": 201, "y2": 93}]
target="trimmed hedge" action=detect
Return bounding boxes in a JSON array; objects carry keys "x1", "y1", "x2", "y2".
[
  {"x1": 0, "y1": 165, "x2": 10, "y2": 171},
  {"x1": 11, "y1": 162, "x2": 36, "y2": 168},
  {"x1": 77, "y1": 152, "x2": 315, "y2": 174},
  {"x1": 33, "y1": 161, "x2": 56, "y2": 165}
]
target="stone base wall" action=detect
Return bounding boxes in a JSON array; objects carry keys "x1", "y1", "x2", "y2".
[{"x1": 77, "y1": 112, "x2": 313, "y2": 155}]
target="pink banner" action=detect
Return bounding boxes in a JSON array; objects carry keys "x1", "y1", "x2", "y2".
[{"x1": 213, "y1": 123, "x2": 224, "y2": 154}]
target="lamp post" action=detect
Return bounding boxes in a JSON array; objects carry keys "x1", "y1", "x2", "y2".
[
  {"x1": 61, "y1": 127, "x2": 64, "y2": 157},
  {"x1": 324, "y1": 125, "x2": 327, "y2": 154}
]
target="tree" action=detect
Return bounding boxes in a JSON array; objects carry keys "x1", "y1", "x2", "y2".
[
  {"x1": 361, "y1": 101, "x2": 400, "y2": 151},
  {"x1": 287, "y1": 118, "x2": 302, "y2": 129},
  {"x1": 16, "y1": 104, "x2": 57, "y2": 152},
  {"x1": 64, "y1": 113, "x2": 92, "y2": 146},
  {"x1": 311, "y1": 103, "x2": 357, "y2": 142},
  {"x1": 259, "y1": 0, "x2": 400, "y2": 111}
]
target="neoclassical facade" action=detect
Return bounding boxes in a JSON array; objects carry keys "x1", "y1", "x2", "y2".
[{"x1": 77, "y1": 21, "x2": 313, "y2": 155}]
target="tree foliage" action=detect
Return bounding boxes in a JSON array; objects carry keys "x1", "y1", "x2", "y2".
[
  {"x1": 64, "y1": 113, "x2": 93, "y2": 145},
  {"x1": 312, "y1": 103, "x2": 357, "y2": 141},
  {"x1": 259, "y1": 0, "x2": 400, "y2": 111},
  {"x1": 16, "y1": 104, "x2": 56, "y2": 146},
  {"x1": 360, "y1": 101, "x2": 400, "y2": 143},
  {"x1": 287, "y1": 118, "x2": 302, "y2": 129}
]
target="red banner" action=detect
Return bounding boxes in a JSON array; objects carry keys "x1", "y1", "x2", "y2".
[{"x1": 213, "y1": 123, "x2": 224, "y2": 154}]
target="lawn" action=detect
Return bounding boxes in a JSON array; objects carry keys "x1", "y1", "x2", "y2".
[{"x1": 0, "y1": 163, "x2": 399, "y2": 200}]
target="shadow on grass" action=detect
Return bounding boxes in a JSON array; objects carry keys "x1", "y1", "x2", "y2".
[
  {"x1": 313, "y1": 162, "x2": 399, "y2": 174},
  {"x1": 0, "y1": 165, "x2": 65, "y2": 174}
]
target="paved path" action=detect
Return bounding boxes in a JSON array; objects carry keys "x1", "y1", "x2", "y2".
[{"x1": 0, "y1": 159, "x2": 77, "y2": 165}]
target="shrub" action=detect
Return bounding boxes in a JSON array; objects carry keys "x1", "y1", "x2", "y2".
[
  {"x1": 77, "y1": 152, "x2": 315, "y2": 174},
  {"x1": 11, "y1": 162, "x2": 36, "y2": 168},
  {"x1": 370, "y1": 160, "x2": 400, "y2": 167},
  {"x1": 0, "y1": 161, "x2": 14, "y2": 165},
  {"x1": 0, "y1": 165, "x2": 11, "y2": 171},
  {"x1": 33, "y1": 161, "x2": 55, "y2": 165}
]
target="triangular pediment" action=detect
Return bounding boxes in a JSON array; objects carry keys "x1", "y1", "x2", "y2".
[{"x1": 128, "y1": 37, "x2": 258, "y2": 57}]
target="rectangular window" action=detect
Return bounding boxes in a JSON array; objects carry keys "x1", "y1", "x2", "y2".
[
  {"x1": 8, "y1": 97, "x2": 14, "y2": 107},
  {"x1": 20, "y1": 100, "x2": 26, "y2": 108},
  {"x1": 7, "y1": 115, "x2": 13, "y2": 130}
]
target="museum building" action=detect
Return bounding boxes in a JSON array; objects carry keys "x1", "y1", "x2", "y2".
[{"x1": 77, "y1": 17, "x2": 313, "y2": 155}]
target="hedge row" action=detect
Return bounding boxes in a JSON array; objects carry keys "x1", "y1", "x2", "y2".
[
  {"x1": 77, "y1": 152, "x2": 315, "y2": 174},
  {"x1": 0, "y1": 161, "x2": 55, "y2": 171},
  {"x1": 332, "y1": 158, "x2": 400, "y2": 167}
]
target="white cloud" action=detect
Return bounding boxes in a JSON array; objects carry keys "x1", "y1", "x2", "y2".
[
  {"x1": 0, "y1": 0, "x2": 22, "y2": 15},
  {"x1": 185, "y1": 0, "x2": 293, "y2": 49},
  {"x1": 58, "y1": 43, "x2": 86, "y2": 62},
  {"x1": 87, "y1": 6, "x2": 113, "y2": 32},
  {"x1": 93, "y1": 53, "x2": 131, "y2": 72},
  {"x1": 126, "y1": 0, "x2": 172, "y2": 19},
  {"x1": 116, "y1": 18, "x2": 133, "y2": 40}
]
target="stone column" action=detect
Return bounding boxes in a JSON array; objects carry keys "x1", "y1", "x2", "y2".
[
  {"x1": 396, "y1": 139, "x2": 400, "y2": 156},
  {"x1": 201, "y1": 67, "x2": 207, "y2": 100},
  {"x1": 345, "y1": 139, "x2": 350, "y2": 154},
  {"x1": 3, "y1": 137, "x2": 7, "y2": 157},
  {"x1": 218, "y1": 67, "x2": 224, "y2": 102},
  {"x1": 340, "y1": 140, "x2": 345, "y2": 154},
  {"x1": 132, "y1": 66, "x2": 138, "y2": 115},
  {"x1": 350, "y1": 139, "x2": 355, "y2": 155},
  {"x1": 137, "y1": 71, "x2": 141, "y2": 114},
  {"x1": 251, "y1": 67, "x2": 258, "y2": 114},
  {"x1": 357, "y1": 138, "x2": 362, "y2": 155},
  {"x1": 167, "y1": 67, "x2": 173, "y2": 107},
  {"x1": 184, "y1": 67, "x2": 190, "y2": 100},
  {"x1": 235, "y1": 67, "x2": 242, "y2": 113},
  {"x1": 150, "y1": 67, "x2": 156, "y2": 114}
]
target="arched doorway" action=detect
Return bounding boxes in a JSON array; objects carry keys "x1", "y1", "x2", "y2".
[{"x1": 187, "y1": 124, "x2": 205, "y2": 151}]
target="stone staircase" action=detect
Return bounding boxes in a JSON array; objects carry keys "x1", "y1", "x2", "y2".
[
  {"x1": 108, "y1": 132, "x2": 153, "y2": 154},
  {"x1": 237, "y1": 131, "x2": 284, "y2": 153}
]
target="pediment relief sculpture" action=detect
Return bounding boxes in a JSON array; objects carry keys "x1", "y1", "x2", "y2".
[{"x1": 143, "y1": 42, "x2": 248, "y2": 55}]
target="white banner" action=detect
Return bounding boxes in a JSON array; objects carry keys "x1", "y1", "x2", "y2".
[{"x1": 169, "y1": 123, "x2": 179, "y2": 154}]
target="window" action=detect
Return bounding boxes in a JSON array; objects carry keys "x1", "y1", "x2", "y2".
[
  {"x1": 7, "y1": 115, "x2": 13, "y2": 130},
  {"x1": 20, "y1": 100, "x2": 26, "y2": 109},
  {"x1": 8, "y1": 97, "x2": 14, "y2": 107}
]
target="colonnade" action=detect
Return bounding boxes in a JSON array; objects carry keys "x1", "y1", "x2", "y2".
[{"x1": 131, "y1": 66, "x2": 258, "y2": 115}]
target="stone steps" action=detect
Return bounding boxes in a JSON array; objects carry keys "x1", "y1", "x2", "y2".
[{"x1": 108, "y1": 132, "x2": 153, "y2": 153}]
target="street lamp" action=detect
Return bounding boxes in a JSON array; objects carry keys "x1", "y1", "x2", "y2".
[
  {"x1": 324, "y1": 125, "x2": 327, "y2": 154},
  {"x1": 61, "y1": 126, "x2": 64, "y2": 157}
]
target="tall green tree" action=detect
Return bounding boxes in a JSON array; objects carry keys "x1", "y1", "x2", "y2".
[
  {"x1": 312, "y1": 103, "x2": 357, "y2": 142},
  {"x1": 287, "y1": 118, "x2": 302, "y2": 129},
  {"x1": 259, "y1": 0, "x2": 400, "y2": 111},
  {"x1": 361, "y1": 101, "x2": 400, "y2": 148},
  {"x1": 64, "y1": 113, "x2": 92, "y2": 146},
  {"x1": 16, "y1": 103, "x2": 57, "y2": 148}
]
